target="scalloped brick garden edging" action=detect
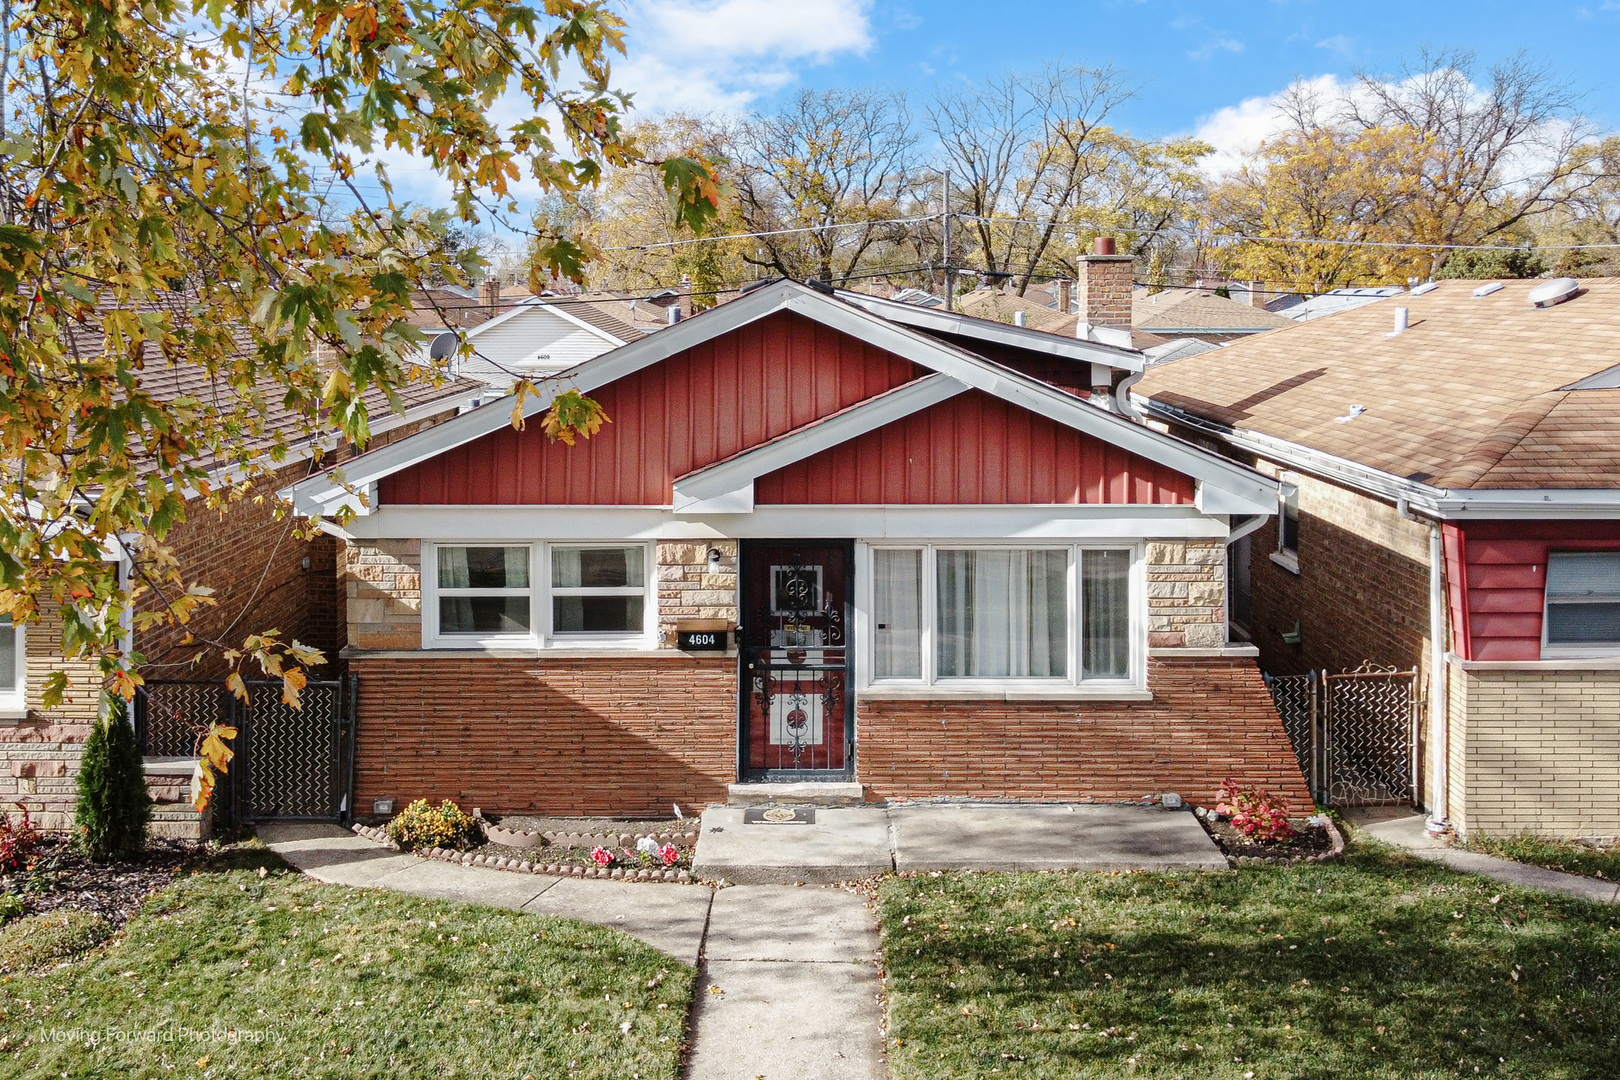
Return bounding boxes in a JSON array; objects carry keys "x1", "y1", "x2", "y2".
[
  {"x1": 469, "y1": 810, "x2": 698, "y2": 854},
  {"x1": 350, "y1": 823, "x2": 695, "y2": 884}
]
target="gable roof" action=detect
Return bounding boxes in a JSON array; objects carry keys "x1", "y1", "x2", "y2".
[
  {"x1": 285, "y1": 280, "x2": 1279, "y2": 518},
  {"x1": 956, "y1": 288, "x2": 1170, "y2": 350},
  {"x1": 1132, "y1": 291, "x2": 1295, "y2": 335},
  {"x1": 1135, "y1": 277, "x2": 1620, "y2": 493}
]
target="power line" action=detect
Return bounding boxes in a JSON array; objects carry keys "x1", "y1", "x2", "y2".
[{"x1": 597, "y1": 213, "x2": 943, "y2": 252}]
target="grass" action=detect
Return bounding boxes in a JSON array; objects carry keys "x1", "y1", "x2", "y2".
[
  {"x1": 879, "y1": 848, "x2": 1620, "y2": 1079},
  {"x1": 0, "y1": 911, "x2": 112, "y2": 973},
  {"x1": 1463, "y1": 835, "x2": 1620, "y2": 883},
  {"x1": 0, "y1": 845, "x2": 693, "y2": 1079}
]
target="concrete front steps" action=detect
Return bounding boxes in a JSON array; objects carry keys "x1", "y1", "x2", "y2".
[
  {"x1": 726, "y1": 782, "x2": 867, "y2": 808},
  {"x1": 144, "y1": 756, "x2": 210, "y2": 840}
]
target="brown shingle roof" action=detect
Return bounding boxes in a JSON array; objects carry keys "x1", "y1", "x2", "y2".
[
  {"x1": 1135, "y1": 278, "x2": 1620, "y2": 490},
  {"x1": 1131, "y1": 291, "x2": 1293, "y2": 333},
  {"x1": 957, "y1": 289, "x2": 1169, "y2": 349}
]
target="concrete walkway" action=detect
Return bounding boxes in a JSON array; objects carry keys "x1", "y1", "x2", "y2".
[
  {"x1": 1346, "y1": 808, "x2": 1620, "y2": 905},
  {"x1": 693, "y1": 802, "x2": 1225, "y2": 884},
  {"x1": 260, "y1": 824, "x2": 885, "y2": 1080}
]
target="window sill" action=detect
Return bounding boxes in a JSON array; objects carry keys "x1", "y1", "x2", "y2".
[
  {"x1": 1269, "y1": 550, "x2": 1300, "y2": 575},
  {"x1": 857, "y1": 686, "x2": 1152, "y2": 702}
]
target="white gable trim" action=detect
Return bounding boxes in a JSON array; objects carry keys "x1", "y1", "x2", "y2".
[
  {"x1": 671, "y1": 373, "x2": 968, "y2": 514},
  {"x1": 285, "y1": 280, "x2": 1278, "y2": 518},
  {"x1": 836, "y1": 290, "x2": 1144, "y2": 372},
  {"x1": 462, "y1": 299, "x2": 627, "y2": 348}
]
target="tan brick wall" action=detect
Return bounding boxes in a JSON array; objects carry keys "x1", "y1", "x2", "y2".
[
  {"x1": 344, "y1": 540, "x2": 423, "y2": 651},
  {"x1": 857, "y1": 656, "x2": 1314, "y2": 813},
  {"x1": 656, "y1": 541, "x2": 738, "y2": 648},
  {"x1": 1453, "y1": 668, "x2": 1620, "y2": 840},
  {"x1": 1079, "y1": 254, "x2": 1133, "y2": 330},
  {"x1": 1146, "y1": 540, "x2": 1226, "y2": 648},
  {"x1": 1447, "y1": 661, "x2": 1469, "y2": 830},
  {"x1": 350, "y1": 654, "x2": 737, "y2": 815}
]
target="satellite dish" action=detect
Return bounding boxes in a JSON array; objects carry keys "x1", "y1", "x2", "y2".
[
  {"x1": 1527, "y1": 277, "x2": 1579, "y2": 309},
  {"x1": 429, "y1": 331, "x2": 460, "y2": 361}
]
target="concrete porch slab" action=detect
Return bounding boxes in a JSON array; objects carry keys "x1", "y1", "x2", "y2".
[
  {"x1": 692, "y1": 807, "x2": 893, "y2": 885},
  {"x1": 727, "y1": 781, "x2": 866, "y2": 807},
  {"x1": 889, "y1": 803, "x2": 1227, "y2": 872}
]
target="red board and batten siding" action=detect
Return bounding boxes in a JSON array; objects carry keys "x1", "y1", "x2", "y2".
[
  {"x1": 1443, "y1": 520, "x2": 1620, "y2": 661},
  {"x1": 756, "y1": 389, "x2": 1193, "y2": 505},
  {"x1": 383, "y1": 311, "x2": 923, "y2": 505}
]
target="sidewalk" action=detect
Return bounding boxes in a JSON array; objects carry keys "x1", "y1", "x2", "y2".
[
  {"x1": 1345, "y1": 808, "x2": 1620, "y2": 905},
  {"x1": 260, "y1": 824, "x2": 886, "y2": 1080}
]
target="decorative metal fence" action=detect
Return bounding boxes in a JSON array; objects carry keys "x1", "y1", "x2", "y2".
[
  {"x1": 1263, "y1": 665, "x2": 1420, "y2": 807},
  {"x1": 135, "y1": 677, "x2": 357, "y2": 828}
]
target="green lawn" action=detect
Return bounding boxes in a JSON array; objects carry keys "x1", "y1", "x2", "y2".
[
  {"x1": 0, "y1": 847, "x2": 693, "y2": 1079},
  {"x1": 1463, "y1": 835, "x2": 1620, "y2": 884},
  {"x1": 880, "y1": 849, "x2": 1620, "y2": 1079}
]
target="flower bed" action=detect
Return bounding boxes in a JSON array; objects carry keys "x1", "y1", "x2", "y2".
[
  {"x1": 351, "y1": 822, "x2": 696, "y2": 884},
  {"x1": 1189, "y1": 780, "x2": 1345, "y2": 865}
]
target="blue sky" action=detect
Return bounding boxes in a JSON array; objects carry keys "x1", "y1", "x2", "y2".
[{"x1": 612, "y1": 0, "x2": 1620, "y2": 157}]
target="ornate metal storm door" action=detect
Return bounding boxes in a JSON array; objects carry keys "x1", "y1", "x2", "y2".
[{"x1": 738, "y1": 541, "x2": 853, "y2": 777}]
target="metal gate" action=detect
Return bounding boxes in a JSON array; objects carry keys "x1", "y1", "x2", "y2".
[
  {"x1": 136, "y1": 677, "x2": 358, "y2": 827},
  {"x1": 1262, "y1": 665, "x2": 1420, "y2": 807}
]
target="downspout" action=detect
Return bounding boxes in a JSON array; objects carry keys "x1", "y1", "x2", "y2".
[
  {"x1": 1114, "y1": 370, "x2": 1145, "y2": 419},
  {"x1": 1399, "y1": 498, "x2": 1449, "y2": 830}
]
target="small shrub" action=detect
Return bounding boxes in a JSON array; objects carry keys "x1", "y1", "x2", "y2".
[
  {"x1": 1216, "y1": 779, "x2": 1297, "y2": 843},
  {"x1": 74, "y1": 697, "x2": 152, "y2": 861},
  {"x1": 0, "y1": 910, "x2": 111, "y2": 972},
  {"x1": 0, "y1": 894, "x2": 22, "y2": 923},
  {"x1": 0, "y1": 803, "x2": 39, "y2": 872},
  {"x1": 386, "y1": 799, "x2": 480, "y2": 851}
]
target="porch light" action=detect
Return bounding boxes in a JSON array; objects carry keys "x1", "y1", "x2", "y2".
[{"x1": 708, "y1": 548, "x2": 723, "y2": 574}]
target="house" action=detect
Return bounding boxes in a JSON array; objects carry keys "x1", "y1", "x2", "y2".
[
  {"x1": 1131, "y1": 287, "x2": 1295, "y2": 343},
  {"x1": 415, "y1": 295, "x2": 649, "y2": 395},
  {"x1": 1136, "y1": 276, "x2": 1620, "y2": 839},
  {"x1": 284, "y1": 267, "x2": 1314, "y2": 819},
  {"x1": 1270, "y1": 286, "x2": 1407, "y2": 322},
  {"x1": 0, "y1": 326, "x2": 483, "y2": 833}
]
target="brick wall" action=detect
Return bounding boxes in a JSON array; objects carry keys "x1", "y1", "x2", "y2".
[
  {"x1": 349, "y1": 654, "x2": 737, "y2": 816},
  {"x1": 1079, "y1": 253, "x2": 1133, "y2": 330},
  {"x1": 1451, "y1": 667, "x2": 1620, "y2": 840},
  {"x1": 1246, "y1": 466, "x2": 1433, "y2": 679},
  {"x1": 1146, "y1": 540, "x2": 1226, "y2": 648},
  {"x1": 0, "y1": 600, "x2": 104, "y2": 828},
  {"x1": 345, "y1": 540, "x2": 423, "y2": 650},
  {"x1": 656, "y1": 541, "x2": 738, "y2": 648},
  {"x1": 856, "y1": 656, "x2": 1314, "y2": 813}
]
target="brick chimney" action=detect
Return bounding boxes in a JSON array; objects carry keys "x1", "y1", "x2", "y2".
[
  {"x1": 1245, "y1": 280, "x2": 1266, "y2": 307},
  {"x1": 678, "y1": 274, "x2": 693, "y2": 321},
  {"x1": 480, "y1": 278, "x2": 501, "y2": 313},
  {"x1": 1078, "y1": 237, "x2": 1133, "y2": 332},
  {"x1": 1056, "y1": 278, "x2": 1072, "y2": 315}
]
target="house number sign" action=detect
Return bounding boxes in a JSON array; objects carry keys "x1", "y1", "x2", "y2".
[{"x1": 677, "y1": 630, "x2": 727, "y2": 651}]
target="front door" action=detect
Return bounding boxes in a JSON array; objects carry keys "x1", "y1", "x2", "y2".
[{"x1": 739, "y1": 541, "x2": 853, "y2": 777}]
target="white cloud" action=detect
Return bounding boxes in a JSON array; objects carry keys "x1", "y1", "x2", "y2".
[
  {"x1": 1315, "y1": 35, "x2": 1354, "y2": 59},
  {"x1": 1187, "y1": 35, "x2": 1244, "y2": 62},
  {"x1": 1191, "y1": 74, "x2": 1351, "y2": 176},
  {"x1": 617, "y1": 0, "x2": 875, "y2": 112}
]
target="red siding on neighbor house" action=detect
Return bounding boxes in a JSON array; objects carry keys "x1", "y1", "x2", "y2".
[
  {"x1": 382, "y1": 311, "x2": 923, "y2": 505},
  {"x1": 1445, "y1": 520, "x2": 1620, "y2": 661},
  {"x1": 755, "y1": 389, "x2": 1195, "y2": 505}
]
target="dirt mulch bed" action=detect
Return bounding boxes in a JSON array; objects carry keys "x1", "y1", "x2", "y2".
[
  {"x1": 0, "y1": 836, "x2": 198, "y2": 929},
  {"x1": 1197, "y1": 814, "x2": 1337, "y2": 863}
]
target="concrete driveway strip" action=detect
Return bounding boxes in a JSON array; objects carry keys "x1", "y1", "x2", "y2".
[
  {"x1": 889, "y1": 803, "x2": 1227, "y2": 872},
  {"x1": 685, "y1": 885, "x2": 886, "y2": 1080}
]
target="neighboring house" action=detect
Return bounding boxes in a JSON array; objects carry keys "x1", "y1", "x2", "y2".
[
  {"x1": 419, "y1": 296, "x2": 648, "y2": 394},
  {"x1": 958, "y1": 287, "x2": 1172, "y2": 351},
  {"x1": 0, "y1": 327, "x2": 482, "y2": 833},
  {"x1": 1136, "y1": 276, "x2": 1620, "y2": 839},
  {"x1": 1270, "y1": 286, "x2": 1406, "y2": 322},
  {"x1": 1132, "y1": 288, "x2": 1295, "y2": 343},
  {"x1": 285, "y1": 274, "x2": 1313, "y2": 820}
]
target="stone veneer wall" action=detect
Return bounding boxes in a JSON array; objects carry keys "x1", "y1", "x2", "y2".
[
  {"x1": 1450, "y1": 667, "x2": 1620, "y2": 840},
  {"x1": 0, "y1": 599, "x2": 104, "y2": 829},
  {"x1": 345, "y1": 540, "x2": 424, "y2": 651},
  {"x1": 857, "y1": 656, "x2": 1314, "y2": 814},
  {"x1": 1146, "y1": 540, "x2": 1226, "y2": 649},
  {"x1": 655, "y1": 541, "x2": 738, "y2": 649}
]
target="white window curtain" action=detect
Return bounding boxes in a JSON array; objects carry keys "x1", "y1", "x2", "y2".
[
  {"x1": 1082, "y1": 549, "x2": 1132, "y2": 679},
  {"x1": 436, "y1": 546, "x2": 532, "y2": 635},
  {"x1": 873, "y1": 549, "x2": 922, "y2": 678},
  {"x1": 936, "y1": 549, "x2": 1067, "y2": 679}
]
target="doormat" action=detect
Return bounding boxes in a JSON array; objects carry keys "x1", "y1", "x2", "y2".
[{"x1": 743, "y1": 807, "x2": 816, "y2": 825}]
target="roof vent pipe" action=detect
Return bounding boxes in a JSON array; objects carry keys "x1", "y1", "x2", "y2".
[
  {"x1": 1387, "y1": 307, "x2": 1409, "y2": 337},
  {"x1": 1014, "y1": 311, "x2": 1026, "y2": 327},
  {"x1": 667, "y1": 305, "x2": 681, "y2": 325},
  {"x1": 1527, "y1": 277, "x2": 1579, "y2": 309}
]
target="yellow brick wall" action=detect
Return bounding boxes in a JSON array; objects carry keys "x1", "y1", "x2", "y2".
[
  {"x1": 344, "y1": 539, "x2": 423, "y2": 651},
  {"x1": 1456, "y1": 668, "x2": 1620, "y2": 840},
  {"x1": 1145, "y1": 539, "x2": 1226, "y2": 649}
]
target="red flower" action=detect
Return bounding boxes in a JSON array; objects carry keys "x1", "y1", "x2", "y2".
[
  {"x1": 658, "y1": 843, "x2": 680, "y2": 867},
  {"x1": 589, "y1": 845, "x2": 613, "y2": 867}
]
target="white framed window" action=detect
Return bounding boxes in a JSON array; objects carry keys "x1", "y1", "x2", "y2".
[
  {"x1": 0, "y1": 617, "x2": 23, "y2": 717},
  {"x1": 422, "y1": 542, "x2": 654, "y2": 649},
  {"x1": 864, "y1": 543, "x2": 1143, "y2": 691},
  {"x1": 1543, "y1": 551, "x2": 1620, "y2": 656},
  {"x1": 1270, "y1": 484, "x2": 1301, "y2": 575}
]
